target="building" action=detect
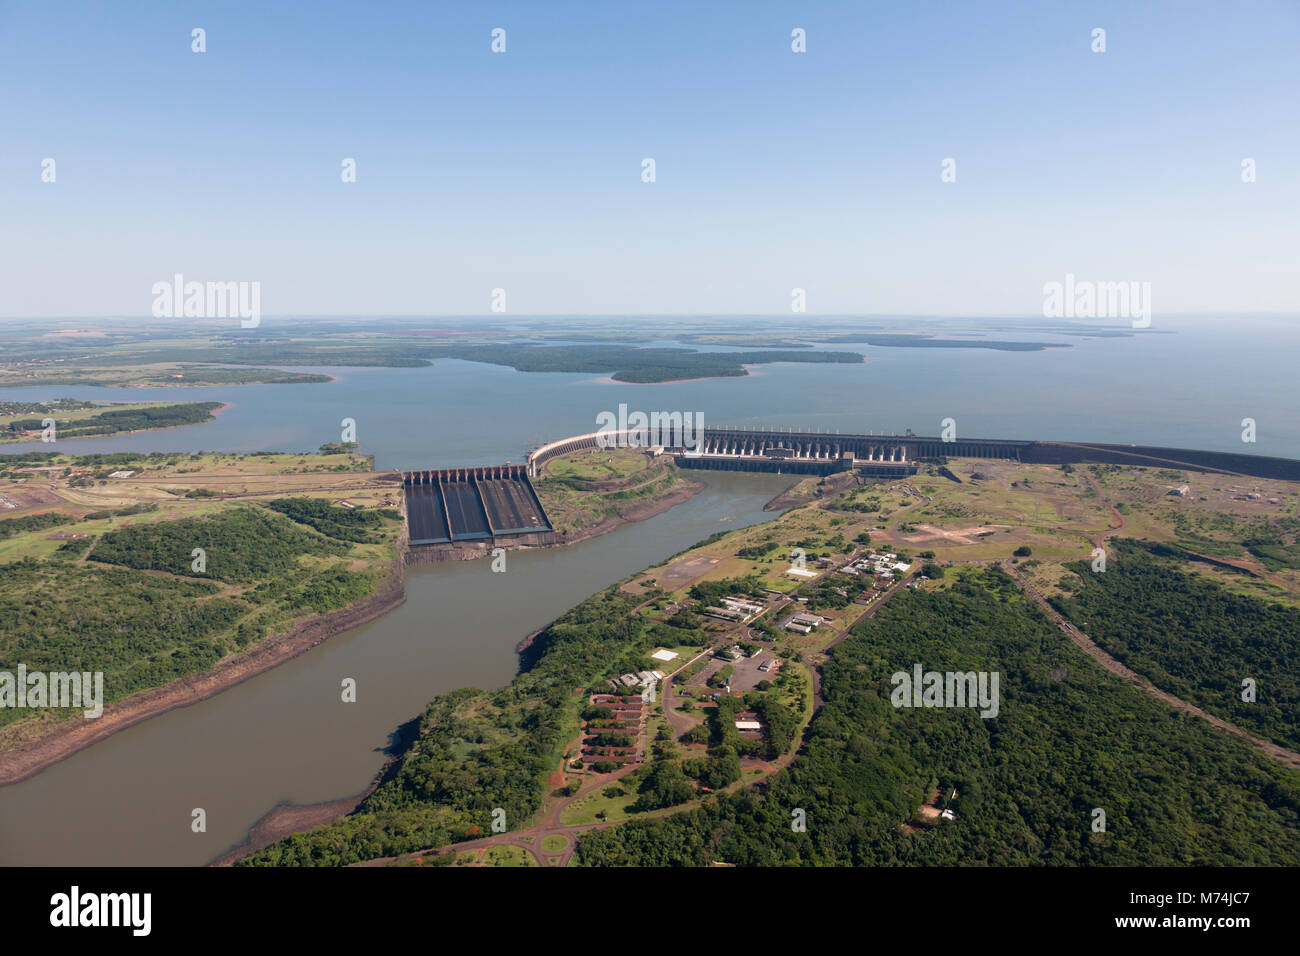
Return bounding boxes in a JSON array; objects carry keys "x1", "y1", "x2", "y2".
[
  {"x1": 722, "y1": 596, "x2": 765, "y2": 616},
  {"x1": 703, "y1": 596, "x2": 766, "y2": 624},
  {"x1": 734, "y1": 711, "x2": 764, "y2": 738}
]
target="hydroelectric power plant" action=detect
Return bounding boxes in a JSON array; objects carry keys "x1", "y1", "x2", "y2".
[{"x1": 403, "y1": 426, "x2": 1300, "y2": 559}]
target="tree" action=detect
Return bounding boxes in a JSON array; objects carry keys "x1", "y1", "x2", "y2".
[{"x1": 704, "y1": 746, "x2": 741, "y2": 789}]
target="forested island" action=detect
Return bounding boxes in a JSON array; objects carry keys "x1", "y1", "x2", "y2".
[
  {"x1": 0, "y1": 401, "x2": 225, "y2": 442},
  {"x1": 0, "y1": 321, "x2": 869, "y2": 387}
]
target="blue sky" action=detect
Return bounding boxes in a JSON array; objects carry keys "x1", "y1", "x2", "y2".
[{"x1": 1, "y1": 0, "x2": 1297, "y2": 318}]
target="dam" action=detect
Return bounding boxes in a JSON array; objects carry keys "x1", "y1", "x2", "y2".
[
  {"x1": 404, "y1": 426, "x2": 1300, "y2": 556},
  {"x1": 403, "y1": 464, "x2": 554, "y2": 555}
]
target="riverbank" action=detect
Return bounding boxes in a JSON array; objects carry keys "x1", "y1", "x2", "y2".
[
  {"x1": 208, "y1": 715, "x2": 420, "y2": 866},
  {"x1": 0, "y1": 539, "x2": 407, "y2": 787},
  {"x1": 0, "y1": 454, "x2": 713, "y2": 791},
  {"x1": 211, "y1": 474, "x2": 723, "y2": 864},
  {"x1": 551, "y1": 478, "x2": 706, "y2": 546}
]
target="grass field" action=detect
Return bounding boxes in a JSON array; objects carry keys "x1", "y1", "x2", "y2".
[{"x1": 533, "y1": 448, "x2": 701, "y2": 536}]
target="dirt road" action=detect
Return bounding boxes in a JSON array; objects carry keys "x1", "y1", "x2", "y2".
[{"x1": 1009, "y1": 563, "x2": 1300, "y2": 771}]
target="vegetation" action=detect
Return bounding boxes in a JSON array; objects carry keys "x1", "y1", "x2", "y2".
[
  {"x1": 818, "y1": 333, "x2": 1069, "y2": 351},
  {"x1": 0, "y1": 483, "x2": 398, "y2": 740},
  {"x1": 576, "y1": 568, "x2": 1300, "y2": 865},
  {"x1": 417, "y1": 343, "x2": 865, "y2": 384},
  {"x1": 2, "y1": 402, "x2": 221, "y2": 440},
  {"x1": 0, "y1": 511, "x2": 77, "y2": 540},
  {"x1": 1051, "y1": 539, "x2": 1300, "y2": 751},
  {"x1": 240, "y1": 585, "x2": 691, "y2": 866},
  {"x1": 688, "y1": 576, "x2": 765, "y2": 606},
  {"x1": 87, "y1": 508, "x2": 349, "y2": 583},
  {"x1": 264, "y1": 498, "x2": 398, "y2": 544},
  {"x1": 628, "y1": 761, "x2": 696, "y2": 811},
  {"x1": 0, "y1": 560, "x2": 244, "y2": 727}
]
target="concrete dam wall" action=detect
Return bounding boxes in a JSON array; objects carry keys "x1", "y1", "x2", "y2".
[
  {"x1": 405, "y1": 429, "x2": 1300, "y2": 558},
  {"x1": 403, "y1": 465, "x2": 552, "y2": 547}
]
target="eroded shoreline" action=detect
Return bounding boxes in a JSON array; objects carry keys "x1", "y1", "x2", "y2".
[
  {"x1": 0, "y1": 543, "x2": 407, "y2": 788},
  {"x1": 211, "y1": 477, "x2": 714, "y2": 864}
]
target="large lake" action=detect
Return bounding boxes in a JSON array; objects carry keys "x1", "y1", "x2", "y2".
[{"x1": 3, "y1": 318, "x2": 1299, "y2": 464}]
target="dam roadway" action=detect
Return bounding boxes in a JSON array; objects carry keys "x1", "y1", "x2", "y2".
[
  {"x1": 515, "y1": 426, "x2": 1300, "y2": 485},
  {"x1": 400, "y1": 425, "x2": 1300, "y2": 562}
]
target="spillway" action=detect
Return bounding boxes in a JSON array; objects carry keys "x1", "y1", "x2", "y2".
[{"x1": 403, "y1": 465, "x2": 553, "y2": 549}]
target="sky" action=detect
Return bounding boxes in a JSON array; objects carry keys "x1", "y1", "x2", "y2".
[{"x1": 1, "y1": 0, "x2": 1297, "y2": 319}]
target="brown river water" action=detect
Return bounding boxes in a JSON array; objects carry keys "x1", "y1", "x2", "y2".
[{"x1": 0, "y1": 472, "x2": 793, "y2": 865}]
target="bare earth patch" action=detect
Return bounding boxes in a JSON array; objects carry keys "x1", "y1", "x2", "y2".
[
  {"x1": 651, "y1": 554, "x2": 722, "y2": 591},
  {"x1": 903, "y1": 523, "x2": 1012, "y2": 545}
]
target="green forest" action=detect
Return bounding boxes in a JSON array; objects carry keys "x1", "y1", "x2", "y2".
[
  {"x1": 0, "y1": 560, "x2": 243, "y2": 726},
  {"x1": 0, "y1": 511, "x2": 77, "y2": 540},
  {"x1": 4, "y1": 402, "x2": 222, "y2": 438},
  {"x1": 418, "y1": 343, "x2": 864, "y2": 383},
  {"x1": 0, "y1": 501, "x2": 395, "y2": 734},
  {"x1": 46, "y1": 340, "x2": 865, "y2": 384},
  {"x1": 1050, "y1": 539, "x2": 1300, "y2": 751},
  {"x1": 264, "y1": 498, "x2": 399, "y2": 544},
  {"x1": 87, "y1": 507, "x2": 350, "y2": 583},
  {"x1": 575, "y1": 567, "x2": 1300, "y2": 866}
]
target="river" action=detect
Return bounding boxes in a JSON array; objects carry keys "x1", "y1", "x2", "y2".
[{"x1": 0, "y1": 470, "x2": 793, "y2": 865}]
